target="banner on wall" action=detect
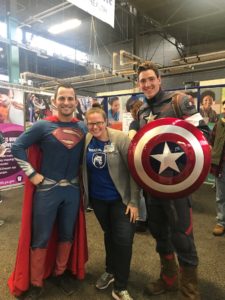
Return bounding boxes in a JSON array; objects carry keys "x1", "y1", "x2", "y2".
[
  {"x1": 0, "y1": 88, "x2": 54, "y2": 189},
  {"x1": 0, "y1": 124, "x2": 24, "y2": 189},
  {"x1": 67, "y1": 0, "x2": 115, "y2": 28}
]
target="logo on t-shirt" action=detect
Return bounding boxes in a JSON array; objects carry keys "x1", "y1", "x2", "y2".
[{"x1": 92, "y1": 152, "x2": 106, "y2": 168}]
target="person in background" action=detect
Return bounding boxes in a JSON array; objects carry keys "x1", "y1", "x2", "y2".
[
  {"x1": 136, "y1": 61, "x2": 210, "y2": 300},
  {"x1": 199, "y1": 90, "x2": 218, "y2": 124},
  {"x1": 26, "y1": 94, "x2": 36, "y2": 124},
  {"x1": 75, "y1": 97, "x2": 85, "y2": 121},
  {"x1": 92, "y1": 102, "x2": 102, "y2": 109},
  {"x1": 8, "y1": 83, "x2": 87, "y2": 299},
  {"x1": 128, "y1": 99, "x2": 143, "y2": 139},
  {"x1": 221, "y1": 100, "x2": 225, "y2": 116},
  {"x1": 108, "y1": 96, "x2": 120, "y2": 122},
  {"x1": 128, "y1": 99, "x2": 148, "y2": 233},
  {"x1": 82, "y1": 107, "x2": 140, "y2": 300},
  {"x1": 210, "y1": 112, "x2": 225, "y2": 236}
]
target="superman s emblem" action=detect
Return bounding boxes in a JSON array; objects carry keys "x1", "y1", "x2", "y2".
[{"x1": 52, "y1": 127, "x2": 84, "y2": 149}]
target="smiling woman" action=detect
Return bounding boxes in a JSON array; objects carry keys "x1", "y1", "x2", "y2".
[{"x1": 83, "y1": 107, "x2": 140, "y2": 300}]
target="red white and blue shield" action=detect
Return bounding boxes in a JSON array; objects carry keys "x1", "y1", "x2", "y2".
[{"x1": 128, "y1": 118, "x2": 211, "y2": 199}]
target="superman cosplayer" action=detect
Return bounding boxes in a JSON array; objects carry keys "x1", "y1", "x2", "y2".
[{"x1": 8, "y1": 84, "x2": 88, "y2": 299}]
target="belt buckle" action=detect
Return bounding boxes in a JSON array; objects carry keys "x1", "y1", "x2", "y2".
[{"x1": 59, "y1": 179, "x2": 70, "y2": 187}]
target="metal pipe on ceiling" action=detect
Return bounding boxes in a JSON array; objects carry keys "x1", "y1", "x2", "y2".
[{"x1": 19, "y1": 2, "x2": 73, "y2": 27}]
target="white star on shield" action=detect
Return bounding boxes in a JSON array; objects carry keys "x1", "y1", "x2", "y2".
[
  {"x1": 144, "y1": 112, "x2": 157, "y2": 123},
  {"x1": 150, "y1": 142, "x2": 184, "y2": 174}
]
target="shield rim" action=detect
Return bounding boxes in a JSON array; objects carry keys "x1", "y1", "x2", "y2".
[{"x1": 128, "y1": 118, "x2": 211, "y2": 199}]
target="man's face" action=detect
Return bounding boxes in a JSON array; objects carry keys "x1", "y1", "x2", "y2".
[
  {"x1": 138, "y1": 69, "x2": 161, "y2": 99},
  {"x1": 53, "y1": 87, "x2": 77, "y2": 119}
]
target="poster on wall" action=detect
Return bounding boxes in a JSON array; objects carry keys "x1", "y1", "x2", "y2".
[
  {"x1": 0, "y1": 87, "x2": 24, "y2": 126},
  {"x1": 0, "y1": 87, "x2": 24, "y2": 189},
  {"x1": 24, "y1": 92, "x2": 54, "y2": 129},
  {"x1": 77, "y1": 96, "x2": 105, "y2": 120},
  {"x1": 107, "y1": 94, "x2": 144, "y2": 132}
]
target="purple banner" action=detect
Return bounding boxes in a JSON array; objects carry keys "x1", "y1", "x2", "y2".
[{"x1": 0, "y1": 124, "x2": 24, "y2": 188}]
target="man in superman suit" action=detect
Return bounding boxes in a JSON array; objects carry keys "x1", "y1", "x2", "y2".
[
  {"x1": 8, "y1": 84, "x2": 88, "y2": 299},
  {"x1": 136, "y1": 62, "x2": 210, "y2": 300}
]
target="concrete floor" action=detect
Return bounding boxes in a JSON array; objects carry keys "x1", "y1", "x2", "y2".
[{"x1": 0, "y1": 184, "x2": 225, "y2": 300}]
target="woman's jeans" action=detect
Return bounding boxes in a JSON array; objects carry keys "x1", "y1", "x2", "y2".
[
  {"x1": 215, "y1": 162, "x2": 225, "y2": 227},
  {"x1": 91, "y1": 198, "x2": 136, "y2": 291}
]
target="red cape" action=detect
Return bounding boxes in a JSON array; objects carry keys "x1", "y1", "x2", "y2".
[{"x1": 8, "y1": 116, "x2": 88, "y2": 296}]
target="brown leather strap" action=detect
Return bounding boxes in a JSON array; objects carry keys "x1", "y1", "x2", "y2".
[{"x1": 171, "y1": 93, "x2": 184, "y2": 118}]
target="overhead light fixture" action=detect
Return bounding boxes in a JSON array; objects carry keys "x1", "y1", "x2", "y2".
[{"x1": 48, "y1": 18, "x2": 81, "y2": 34}]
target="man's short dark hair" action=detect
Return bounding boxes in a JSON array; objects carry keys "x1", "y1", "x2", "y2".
[
  {"x1": 200, "y1": 90, "x2": 215, "y2": 104},
  {"x1": 54, "y1": 83, "x2": 75, "y2": 99},
  {"x1": 92, "y1": 102, "x2": 102, "y2": 108},
  {"x1": 137, "y1": 62, "x2": 159, "y2": 78}
]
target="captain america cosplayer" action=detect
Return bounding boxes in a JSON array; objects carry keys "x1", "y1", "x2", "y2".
[
  {"x1": 136, "y1": 62, "x2": 210, "y2": 300},
  {"x1": 8, "y1": 84, "x2": 88, "y2": 299}
]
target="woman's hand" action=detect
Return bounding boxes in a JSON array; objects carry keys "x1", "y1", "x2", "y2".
[{"x1": 126, "y1": 205, "x2": 138, "y2": 223}]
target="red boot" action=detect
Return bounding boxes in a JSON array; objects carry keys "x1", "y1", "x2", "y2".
[
  {"x1": 30, "y1": 248, "x2": 47, "y2": 287},
  {"x1": 54, "y1": 242, "x2": 75, "y2": 296},
  {"x1": 23, "y1": 248, "x2": 47, "y2": 299},
  {"x1": 54, "y1": 241, "x2": 72, "y2": 276}
]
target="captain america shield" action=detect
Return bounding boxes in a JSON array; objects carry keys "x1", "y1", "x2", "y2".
[{"x1": 128, "y1": 118, "x2": 211, "y2": 199}]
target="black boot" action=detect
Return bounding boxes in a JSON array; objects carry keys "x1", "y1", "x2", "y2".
[
  {"x1": 53, "y1": 272, "x2": 75, "y2": 296},
  {"x1": 23, "y1": 285, "x2": 43, "y2": 300}
]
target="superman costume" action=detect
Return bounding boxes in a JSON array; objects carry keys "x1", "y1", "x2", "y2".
[{"x1": 8, "y1": 116, "x2": 88, "y2": 297}]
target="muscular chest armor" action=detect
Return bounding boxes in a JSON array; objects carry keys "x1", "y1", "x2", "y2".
[{"x1": 139, "y1": 91, "x2": 197, "y2": 129}]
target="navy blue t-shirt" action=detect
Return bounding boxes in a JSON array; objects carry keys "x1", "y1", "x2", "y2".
[{"x1": 86, "y1": 137, "x2": 120, "y2": 201}]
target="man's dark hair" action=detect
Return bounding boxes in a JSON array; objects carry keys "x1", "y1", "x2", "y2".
[
  {"x1": 137, "y1": 61, "x2": 160, "y2": 78},
  {"x1": 92, "y1": 102, "x2": 102, "y2": 108},
  {"x1": 54, "y1": 83, "x2": 75, "y2": 99},
  {"x1": 200, "y1": 90, "x2": 215, "y2": 104}
]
